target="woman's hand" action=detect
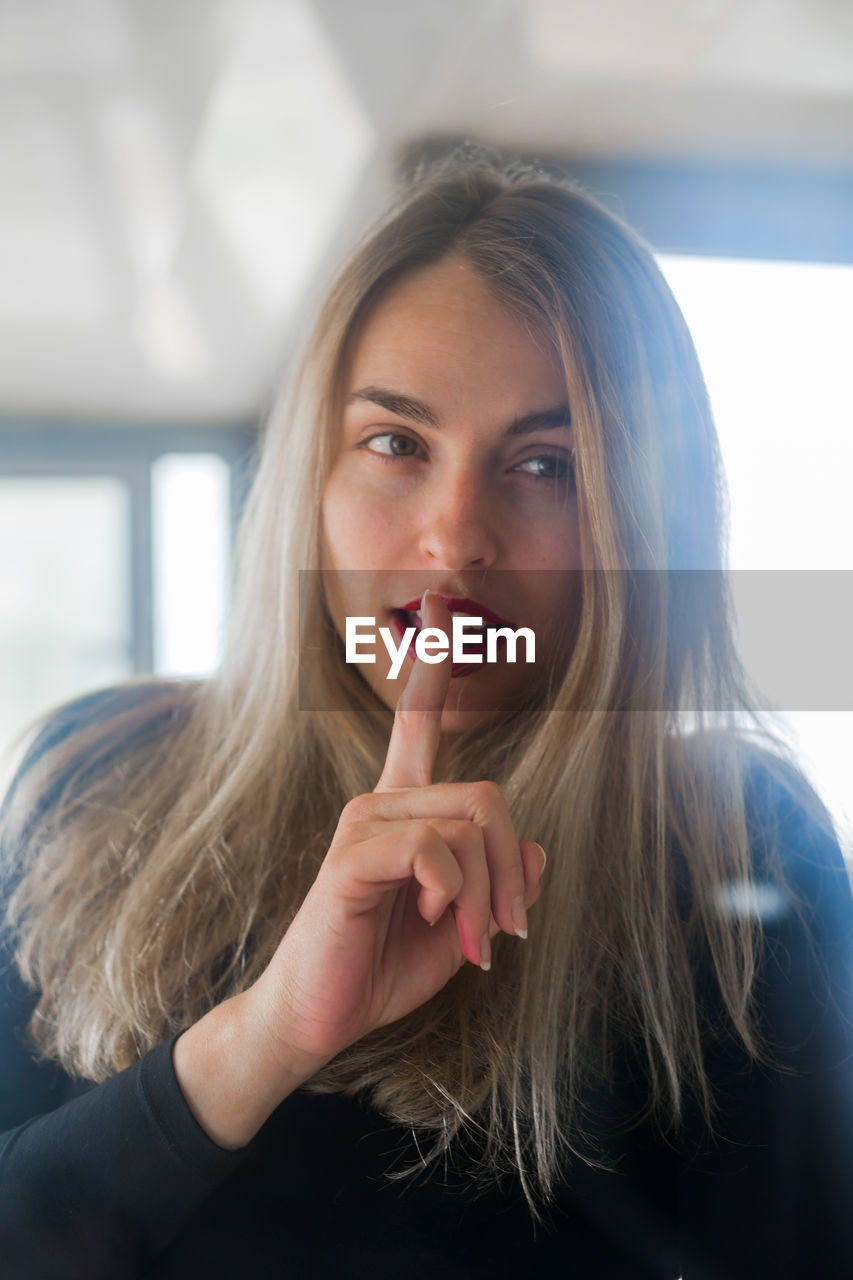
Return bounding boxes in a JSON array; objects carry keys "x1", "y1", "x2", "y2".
[
  {"x1": 253, "y1": 591, "x2": 546, "y2": 1066},
  {"x1": 173, "y1": 592, "x2": 545, "y2": 1148}
]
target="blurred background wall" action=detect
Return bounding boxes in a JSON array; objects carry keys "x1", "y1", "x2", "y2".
[{"x1": 1, "y1": 0, "x2": 851, "y2": 848}]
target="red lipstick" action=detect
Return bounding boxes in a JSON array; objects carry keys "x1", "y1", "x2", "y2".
[{"x1": 398, "y1": 595, "x2": 512, "y2": 628}]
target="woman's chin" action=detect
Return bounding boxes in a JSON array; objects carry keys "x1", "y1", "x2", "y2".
[
  {"x1": 438, "y1": 705, "x2": 499, "y2": 734},
  {"x1": 373, "y1": 662, "x2": 544, "y2": 730},
  {"x1": 439, "y1": 673, "x2": 535, "y2": 732}
]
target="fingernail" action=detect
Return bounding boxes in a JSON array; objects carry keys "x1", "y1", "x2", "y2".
[
  {"x1": 479, "y1": 934, "x2": 491, "y2": 971},
  {"x1": 532, "y1": 842, "x2": 547, "y2": 870},
  {"x1": 511, "y1": 897, "x2": 528, "y2": 940}
]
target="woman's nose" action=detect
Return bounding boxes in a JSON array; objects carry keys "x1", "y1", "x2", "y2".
[{"x1": 417, "y1": 471, "x2": 500, "y2": 571}]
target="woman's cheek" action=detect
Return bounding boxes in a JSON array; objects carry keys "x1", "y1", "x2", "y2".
[{"x1": 321, "y1": 473, "x2": 376, "y2": 567}]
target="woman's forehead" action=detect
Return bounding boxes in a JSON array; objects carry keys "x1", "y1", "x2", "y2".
[{"x1": 343, "y1": 256, "x2": 566, "y2": 407}]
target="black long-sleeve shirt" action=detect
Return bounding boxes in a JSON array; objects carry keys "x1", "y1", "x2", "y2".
[{"x1": 1, "y1": 757, "x2": 852, "y2": 1278}]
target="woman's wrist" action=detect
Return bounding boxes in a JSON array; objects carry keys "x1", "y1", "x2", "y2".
[{"x1": 172, "y1": 986, "x2": 330, "y2": 1150}]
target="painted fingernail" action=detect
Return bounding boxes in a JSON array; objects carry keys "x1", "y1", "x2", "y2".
[
  {"x1": 532, "y1": 842, "x2": 547, "y2": 871},
  {"x1": 511, "y1": 897, "x2": 528, "y2": 940},
  {"x1": 479, "y1": 934, "x2": 492, "y2": 971}
]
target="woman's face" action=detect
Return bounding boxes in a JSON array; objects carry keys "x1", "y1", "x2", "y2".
[{"x1": 321, "y1": 254, "x2": 581, "y2": 732}]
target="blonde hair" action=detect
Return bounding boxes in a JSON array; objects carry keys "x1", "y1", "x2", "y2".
[{"x1": 1, "y1": 156, "x2": 834, "y2": 1211}]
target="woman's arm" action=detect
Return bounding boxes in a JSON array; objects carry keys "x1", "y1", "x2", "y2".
[
  {"x1": 170, "y1": 987, "x2": 331, "y2": 1149},
  {"x1": 0, "y1": 927, "x2": 249, "y2": 1280}
]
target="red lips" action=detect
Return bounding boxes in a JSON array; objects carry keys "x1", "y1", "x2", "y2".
[{"x1": 398, "y1": 595, "x2": 512, "y2": 628}]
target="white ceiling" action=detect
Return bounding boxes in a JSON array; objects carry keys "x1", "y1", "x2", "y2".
[{"x1": 2, "y1": 0, "x2": 852, "y2": 423}]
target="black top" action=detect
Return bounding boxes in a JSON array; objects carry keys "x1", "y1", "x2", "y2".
[{"x1": 1, "y1": 718, "x2": 852, "y2": 1278}]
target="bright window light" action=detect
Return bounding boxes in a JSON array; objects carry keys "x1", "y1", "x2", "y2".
[
  {"x1": 0, "y1": 475, "x2": 131, "y2": 756},
  {"x1": 151, "y1": 453, "x2": 230, "y2": 676},
  {"x1": 658, "y1": 255, "x2": 853, "y2": 571},
  {"x1": 659, "y1": 255, "x2": 853, "y2": 856}
]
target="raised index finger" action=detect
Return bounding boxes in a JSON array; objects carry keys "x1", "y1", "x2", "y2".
[{"x1": 375, "y1": 590, "x2": 453, "y2": 791}]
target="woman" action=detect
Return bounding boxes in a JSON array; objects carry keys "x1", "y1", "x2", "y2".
[{"x1": 1, "y1": 158, "x2": 851, "y2": 1278}]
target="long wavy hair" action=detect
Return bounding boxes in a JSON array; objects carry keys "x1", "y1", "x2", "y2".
[{"x1": 1, "y1": 155, "x2": 833, "y2": 1210}]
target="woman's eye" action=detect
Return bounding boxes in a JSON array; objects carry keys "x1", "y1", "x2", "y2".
[
  {"x1": 362, "y1": 432, "x2": 423, "y2": 458},
  {"x1": 515, "y1": 453, "x2": 574, "y2": 481}
]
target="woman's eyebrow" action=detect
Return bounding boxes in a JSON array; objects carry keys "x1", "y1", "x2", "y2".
[
  {"x1": 507, "y1": 407, "x2": 572, "y2": 436},
  {"x1": 345, "y1": 386, "x2": 439, "y2": 428},
  {"x1": 346, "y1": 385, "x2": 571, "y2": 435}
]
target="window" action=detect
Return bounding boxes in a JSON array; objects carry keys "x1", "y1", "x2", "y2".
[
  {"x1": 659, "y1": 255, "x2": 853, "y2": 856},
  {"x1": 0, "y1": 423, "x2": 255, "y2": 772}
]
